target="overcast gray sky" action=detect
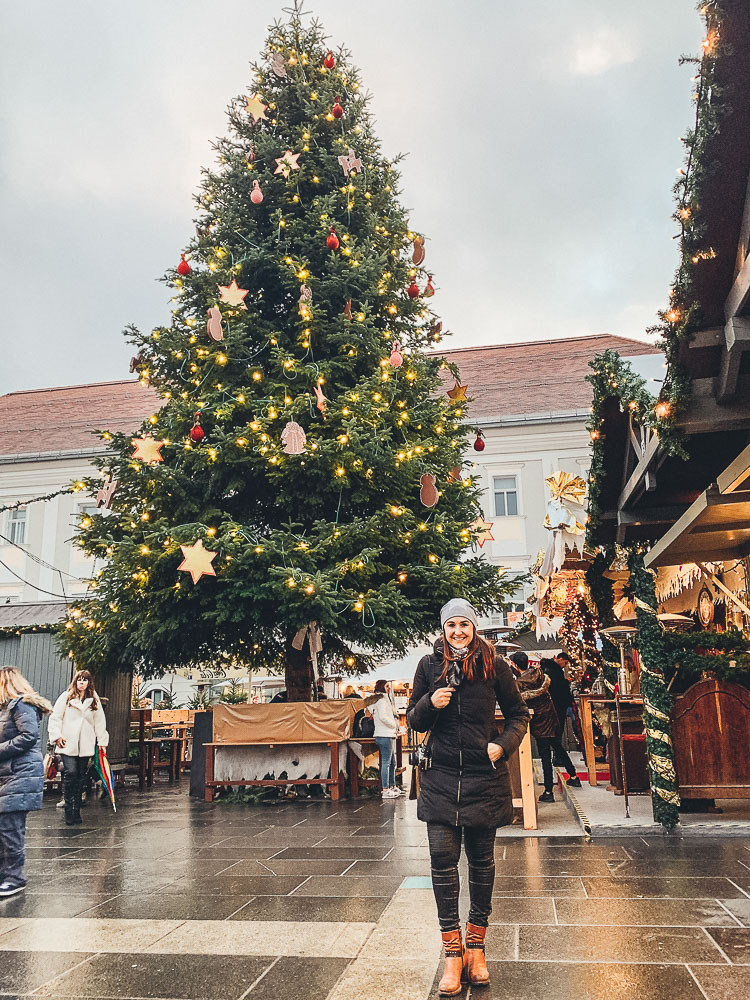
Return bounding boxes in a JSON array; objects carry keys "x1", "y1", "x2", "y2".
[{"x1": 0, "y1": 1, "x2": 701, "y2": 395}]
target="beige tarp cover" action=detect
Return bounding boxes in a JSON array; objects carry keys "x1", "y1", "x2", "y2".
[{"x1": 213, "y1": 700, "x2": 362, "y2": 744}]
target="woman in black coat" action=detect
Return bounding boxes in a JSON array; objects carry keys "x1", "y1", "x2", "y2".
[
  {"x1": 407, "y1": 599, "x2": 529, "y2": 996},
  {"x1": 0, "y1": 666, "x2": 53, "y2": 898}
]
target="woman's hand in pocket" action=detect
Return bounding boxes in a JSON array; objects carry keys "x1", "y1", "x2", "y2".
[{"x1": 487, "y1": 742, "x2": 504, "y2": 763}]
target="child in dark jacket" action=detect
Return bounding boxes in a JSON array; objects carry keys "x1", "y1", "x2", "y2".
[{"x1": 0, "y1": 666, "x2": 53, "y2": 897}]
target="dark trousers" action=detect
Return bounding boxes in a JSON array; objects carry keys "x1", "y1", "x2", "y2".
[
  {"x1": 536, "y1": 736, "x2": 577, "y2": 791},
  {"x1": 0, "y1": 810, "x2": 28, "y2": 887},
  {"x1": 60, "y1": 754, "x2": 89, "y2": 821},
  {"x1": 427, "y1": 823, "x2": 496, "y2": 932}
]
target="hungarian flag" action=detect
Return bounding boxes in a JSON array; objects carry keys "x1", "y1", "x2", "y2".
[{"x1": 94, "y1": 746, "x2": 116, "y2": 812}]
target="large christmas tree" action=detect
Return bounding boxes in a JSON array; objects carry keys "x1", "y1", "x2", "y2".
[{"x1": 60, "y1": 4, "x2": 516, "y2": 698}]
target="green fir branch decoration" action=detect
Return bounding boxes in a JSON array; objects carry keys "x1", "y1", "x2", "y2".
[{"x1": 630, "y1": 552, "x2": 680, "y2": 830}]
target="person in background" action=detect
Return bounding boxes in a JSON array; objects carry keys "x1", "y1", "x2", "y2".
[
  {"x1": 510, "y1": 652, "x2": 581, "y2": 802},
  {"x1": 315, "y1": 681, "x2": 328, "y2": 701},
  {"x1": 546, "y1": 652, "x2": 575, "y2": 733},
  {"x1": 368, "y1": 680, "x2": 401, "y2": 798},
  {"x1": 48, "y1": 670, "x2": 109, "y2": 826},
  {"x1": 0, "y1": 665, "x2": 53, "y2": 898},
  {"x1": 342, "y1": 684, "x2": 361, "y2": 699},
  {"x1": 409, "y1": 601, "x2": 529, "y2": 995},
  {"x1": 270, "y1": 688, "x2": 288, "y2": 703}
]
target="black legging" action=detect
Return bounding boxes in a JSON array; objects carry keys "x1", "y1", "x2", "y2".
[
  {"x1": 427, "y1": 823, "x2": 496, "y2": 932},
  {"x1": 536, "y1": 736, "x2": 577, "y2": 791},
  {"x1": 60, "y1": 754, "x2": 90, "y2": 815}
]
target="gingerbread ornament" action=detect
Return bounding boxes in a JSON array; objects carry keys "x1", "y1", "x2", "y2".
[
  {"x1": 281, "y1": 420, "x2": 306, "y2": 455},
  {"x1": 206, "y1": 305, "x2": 224, "y2": 342},
  {"x1": 412, "y1": 235, "x2": 425, "y2": 266},
  {"x1": 389, "y1": 341, "x2": 403, "y2": 368},
  {"x1": 420, "y1": 473, "x2": 439, "y2": 508},
  {"x1": 314, "y1": 383, "x2": 328, "y2": 418}
]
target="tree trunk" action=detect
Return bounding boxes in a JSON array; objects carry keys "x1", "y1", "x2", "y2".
[{"x1": 285, "y1": 633, "x2": 313, "y2": 702}]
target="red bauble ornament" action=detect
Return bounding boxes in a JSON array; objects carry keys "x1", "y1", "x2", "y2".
[
  {"x1": 324, "y1": 51, "x2": 335, "y2": 69},
  {"x1": 473, "y1": 431, "x2": 485, "y2": 452},
  {"x1": 332, "y1": 96, "x2": 344, "y2": 119},
  {"x1": 189, "y1": 413, "x2": 205, "y2": 444},
  {"x1": 407, "y1": 279, "x2": 420, "y2": 299},
  {"x1": 177, "y1": 254, "x2": 191, "y2": 277},
  {"x1": 326, "y1": 226, "x2": 339, "y2": 250}
]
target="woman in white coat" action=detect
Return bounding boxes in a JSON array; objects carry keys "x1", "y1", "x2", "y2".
[
  {"x1": 48, "y1": 671, "x2": 108, "y2": 825},
  {"x1": 369, "y1": 679, "x2": 402, "y2": 799}
]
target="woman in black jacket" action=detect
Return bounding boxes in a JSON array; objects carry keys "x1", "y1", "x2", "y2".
[{"x1": 407, "y1": 599, "x2": 529, "y2": 996}]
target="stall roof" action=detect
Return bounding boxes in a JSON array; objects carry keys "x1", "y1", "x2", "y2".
[{"x1": 0, "y1": 602, "x2": 69, "y2": 627}]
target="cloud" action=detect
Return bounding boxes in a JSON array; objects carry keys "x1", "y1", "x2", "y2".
[{"x1": 569, "y1": 26, "x2": 637, "y2": 77}]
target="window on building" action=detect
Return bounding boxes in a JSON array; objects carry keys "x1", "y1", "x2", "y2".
[
  {"x1": 493, "y1": 476, "x2": 519, "y2": 517},
  {"x1": 7, "y1": 507, "x2": 27, "y2": 545},
  {"x1": 76, "y1": 503, "x2": 98, "y2": 531}
]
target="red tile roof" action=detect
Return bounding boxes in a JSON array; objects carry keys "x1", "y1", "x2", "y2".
[
  {"x1": 436, "y1": 334, "x2": 662, "y2": 420},
  {"x1": 0, "y1": 380, "x2": 159, "y2": 457},
  {"x1": 0, "y1": 335, "x2": 661, "y2": 457}
]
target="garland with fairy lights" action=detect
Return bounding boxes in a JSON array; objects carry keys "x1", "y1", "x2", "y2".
[
  {"x1": 630, "y1": 552, "x2": 680, "y2": 830},
  {"x1": 586, "y1": 2, "x2": 730, "y2": 538}
]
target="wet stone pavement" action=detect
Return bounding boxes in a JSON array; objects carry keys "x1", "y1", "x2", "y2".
[{"x1": 1, "y1": 786, "x2": 750, "y2": 999}]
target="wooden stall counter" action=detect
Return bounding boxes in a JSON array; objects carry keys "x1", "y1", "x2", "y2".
[{"x1": 205, "y1": 701, "x2": 360, "y2": 802}]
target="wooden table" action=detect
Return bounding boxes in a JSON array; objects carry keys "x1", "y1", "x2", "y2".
[{"x1": 204, "y1": 740, "x2": 346, "y2": 802}]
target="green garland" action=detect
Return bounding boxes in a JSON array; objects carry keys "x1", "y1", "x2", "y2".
[
  {"x1": 630, "y1": 552, "x2": 680, "y2": 830},
  {"x1": 663, "y1": 627, "x2": 750, "y2": 691},
  {"x1": 586, "y1": 2, "x2": 729, "y2": 539}
]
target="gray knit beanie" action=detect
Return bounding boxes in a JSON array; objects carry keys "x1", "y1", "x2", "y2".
[{"x1": 440, "y1": 599, "x2": 479, "y2": 631}]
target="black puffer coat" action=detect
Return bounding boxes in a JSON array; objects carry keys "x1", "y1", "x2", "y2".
[
  {"x1": 0, "y1": 697, "x2": 46, "y2": 814},
  {"x1": 407, "y1": 640, "x2": 529, "y2": 828}
]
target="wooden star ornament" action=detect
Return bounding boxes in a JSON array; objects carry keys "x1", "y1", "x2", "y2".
[
  {"x1": 447, "y1": 382, "x2": 468, "y2": 404},
  {"x1": 131, "y1": 435, "x2": 166, "y2": 464},
  {"x1": 177, "y1": 539, "x2": 217, "y2": 584},
  {"x1": 95, "y1": 474, "x2": 120, "y2": 509},
  {"x1": 245, "y1": 93, "x2": 268, "y2": 122},
  {"x1": 274, "y1": 149, "x2": 301, "y2": 178},
  {"x1": 470, "y1": 516, "x2": 495, "y2": 547},
  {"x1": 218, "y1": 280, "x2": 249, "y2": 309}
]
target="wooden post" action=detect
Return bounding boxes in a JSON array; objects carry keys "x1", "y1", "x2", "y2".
[
  {"x1": 138, "y1": 712, "x2": 146, "y2": 791},
  {"x1": 580, "y1": 696, "x2": 598, "y2": 786},
  {"x1": 204, "y1": 744, "x2": 215, "y2": 803},
  {"x1": 517, "y1": 728, "x2": 538, "y2": 831},
  {"x1": 329, "y1": 742, "x2": 340, "y2": 801}
]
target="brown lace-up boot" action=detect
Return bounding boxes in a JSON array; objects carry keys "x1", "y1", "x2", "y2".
[
  {"x1": 438, "y1": 929, "x2": 464, "y2": 996},
  {"x1": 464, "y1": 922, "x2": 490, "y2": 986}
]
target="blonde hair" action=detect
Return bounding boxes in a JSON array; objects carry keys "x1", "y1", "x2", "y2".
[{"x1": 0, "y1": 665, "x2": 53, "y2": 712}]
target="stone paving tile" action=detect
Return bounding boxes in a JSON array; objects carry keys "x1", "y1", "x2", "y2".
[
  {"x1": 273, "y1": 846, "x2": 389, "y2": 860},
  {"x1": 518, "y1": 924, "x2": 726, "y2": 964},
  {"x1": 554, "y1": 897, "x2": 739, "y2": 927},
  {"x1": 144, "y1": 919, "x2": 373, "y2": 957},
  {"x1": 460, "y1": 961, "x2": 705, "y2": 999},
  {"x1": 717, "y1": 897, "x2": 750, "y2": 926},
  {"x1": 327, "y1": 959, "x2": 438, "y2": 1000},
  {"x1": 581, "y1": 876, "x2": 748, "y2": 898},
  {"x1": 157, "y1": 874, "x2": 306, "y2": 895},
  {"x1": 229, "y1": 896, "x2": 390, "y2": 922},
  {"x1": 491, "y1": 876, "x2": 587, "y2": 897},
  {"x1": 294, "y1": 875, "x2": 405, "y2": 897},
  {"x1": 345, "y1": 860, "x2": 431, "y2": 877},
  {"x1": 487, "y1": 897, "x2": 557, "y2": 924},
  {"x1": 224, "y1": 859, "x2": 355, "y2": 876},
  {"x1": 690, "y1": 963, "x2": 750, "y2": 999},
  {"x1": 0, "y1": 951, "x2": 93, "y2": 994},
  {"x1": 249, "y1": 958, "x2": 351, "y2": 1000},
  {"x1": 25, "y1": 874, "x2": 181, "y2": 895},
  {"x1": 80, "y1": 894, "x2": 254, "y2": 921},
  {"x1": 34, "y1": 951, "x2": 272, "y2": 999},
  {"x1": 704, "y1": 927, "x2": 750, "y2": 964},
  {"x1": 0, "y1": 893, "x2": 121, "y2": 919},
  {"x1": 0, "y1": 918, "x2": 184, "y2": 954}
]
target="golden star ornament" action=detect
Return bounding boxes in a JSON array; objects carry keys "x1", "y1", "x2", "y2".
[
  {"x1": 177, "y1": 539, "x2": 218, "y2": 584},
  {"x1": 245, "y1": 93, "x2": 268, "y2": 122},
  {"x1": 470, "y1": 516, "x2": 495, "y2": 547},
  {"x1": 447, "y1": 382, "x2": 468, "y2": 403},
  {"x1": 218, "y1": 280, "x2": 249, "y2": 309},
  {"x1": 131, "y1": 435, "x2": 166, "y2": 464},
  {"x1": 274, "y1": 149, "x2": 301, "y2": 178}
]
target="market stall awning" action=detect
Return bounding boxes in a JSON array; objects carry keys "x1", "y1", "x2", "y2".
[{"x1": 645, "y1": 482, "x2": 750, "y2": 568}]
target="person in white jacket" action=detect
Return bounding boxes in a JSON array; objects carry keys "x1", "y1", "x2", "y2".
[
  {"x1": 369, "y1": 680, "x2": 402, "y2": 799},
  {"x1": 48, "y1": 670, "x2": 108, "y2": 826}
]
